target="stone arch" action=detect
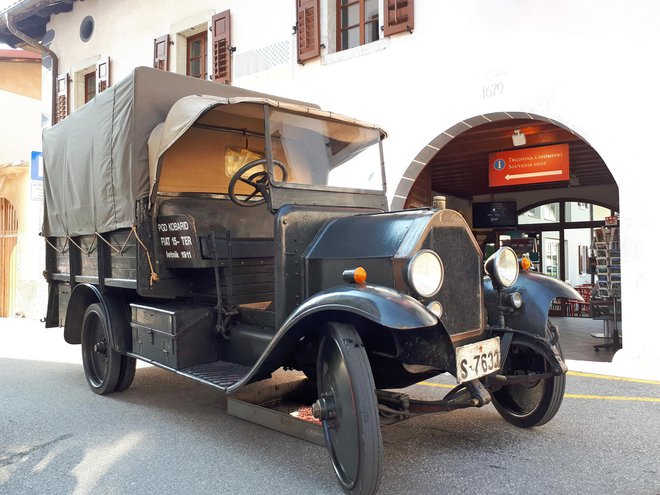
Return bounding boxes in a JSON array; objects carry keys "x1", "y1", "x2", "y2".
[{"x1": 390, "y1": 111, "x2": 588, "y2": 211}]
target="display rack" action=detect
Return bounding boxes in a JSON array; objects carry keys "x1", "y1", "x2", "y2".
[
  {"x1": 593, "y1": 226, "x2": 621, "y2": 299},
  {"x1": 591, "y1": 226, "x2": 621, "y2": 352}
]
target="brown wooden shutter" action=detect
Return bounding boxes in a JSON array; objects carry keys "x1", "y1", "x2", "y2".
[
  {"x1": 296, "y1": 0, "x2": 320, "y2": 64},
  {"x1": 96, "y1": 57, "x2": 110, "y2": 93},
  {"x1": 154, "y1": 34, "x2": 170, "y2": 71},
  {"x1": 55, "y1": 73, "x2": 69, "y2": 123},
  {"x1": 211, "y1": 10, "x2": 232, "y2": 84},
  {"x1": 383, "y1": 0, "x2": 414, "y2": 36}
]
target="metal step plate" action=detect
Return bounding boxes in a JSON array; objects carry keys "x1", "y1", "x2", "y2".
[{"x1": 178, "y1": 360, "x2": 252, "y2": 389}]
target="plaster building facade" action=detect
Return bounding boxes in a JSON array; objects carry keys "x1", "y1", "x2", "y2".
[
  {"x1": 0, "y1": 47, "x2": 44, "y2": 318},
  {"x1": 0, "y1": 0, "x2": 658, "y2": 367}
]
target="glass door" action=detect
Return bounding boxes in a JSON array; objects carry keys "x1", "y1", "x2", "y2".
[{"x1": 542, "y1": 231, "x2": 560, "y2": 278}]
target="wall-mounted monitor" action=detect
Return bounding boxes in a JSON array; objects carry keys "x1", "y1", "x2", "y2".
[{"x1": 472, "y1": 201, "x2": 518, "y2": 228}]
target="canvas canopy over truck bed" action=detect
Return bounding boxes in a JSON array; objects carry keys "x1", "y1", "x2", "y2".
[{"x1": 41, "y1": 66, "x2": 318, "y2": 237}]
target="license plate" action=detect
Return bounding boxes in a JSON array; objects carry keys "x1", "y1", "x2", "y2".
[{"x1": 455, "y1": 337, "x2": 501, "y2": 384}]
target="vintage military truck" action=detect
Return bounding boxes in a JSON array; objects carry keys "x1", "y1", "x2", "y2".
[{"x1": 43, "y1": 67, "x2": 579, "y2": 494}]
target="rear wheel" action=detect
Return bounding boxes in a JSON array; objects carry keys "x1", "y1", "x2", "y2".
[
  {"x1": 315, "y1": 322, "x2": 382, "y2": 495},
  {"x1": 81, "y1": 303, "x2": 121, "y2": 395},
  {"x1": 115, "y1": 355, "x2": 136, "y2": 392},
  {"x1": 491, "y1": 328, "x2": 566, "y2": 428}
]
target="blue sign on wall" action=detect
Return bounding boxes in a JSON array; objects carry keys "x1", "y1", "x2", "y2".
[{"x1": 30, "y1": 151, "x2": 43, "y2": 181}]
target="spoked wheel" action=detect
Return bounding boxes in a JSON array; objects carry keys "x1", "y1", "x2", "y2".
[
  {"x1": 81, "y1": 303, "x2": 121, "y2": 395},
  {"x1": 314, "y1": 322, "x2": 382, "y2": 495},
  {"x1": 491, "y1": 331, "x2": 566, "y2": 428}
]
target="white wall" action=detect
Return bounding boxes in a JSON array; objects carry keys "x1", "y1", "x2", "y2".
[
  {"x1": 44, "y1": 0, "x2": 660, "y2": 360},
  {"x1": 0, "y1": 65, "x2": 44, "y2": 319},
  {"x1": 0, "y1": 89, "x2": 41, "y2": 166}
]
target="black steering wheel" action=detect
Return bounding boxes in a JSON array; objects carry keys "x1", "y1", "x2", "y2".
[{"x1": 227, "y1": 158, "x2": 288, "y2": 207}]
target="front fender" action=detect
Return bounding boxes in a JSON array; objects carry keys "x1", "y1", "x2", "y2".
[
  {"x1": 484, "y1": 271, "x2": 582, "y2": 338},
  {"x1": 226, "y1": 284, "x2": 437, "y2": 393},
  {"x1": 285, "y1": 284, "x2": 438, "y2": 331}
]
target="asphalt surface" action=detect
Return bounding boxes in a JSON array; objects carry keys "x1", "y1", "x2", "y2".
[{"x1": 1, "y1": 318, "x2": 659, "y2": 495}]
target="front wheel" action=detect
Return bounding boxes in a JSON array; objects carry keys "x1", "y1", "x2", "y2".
[
  {"x1": 315, "y1": 322, "x2": 382, "y2": 495},
  {"x1": 491, "y1": 336, "x2": 566, "y2": 428}
]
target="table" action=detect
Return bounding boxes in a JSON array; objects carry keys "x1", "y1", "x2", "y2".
[{"x1": 590, "y1": 297, "x2": 621, "y2": 352}]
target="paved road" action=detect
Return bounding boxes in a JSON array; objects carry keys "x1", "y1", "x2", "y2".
[{"x1": 1, "y1": 318, "x2": 659, "y2": 495}]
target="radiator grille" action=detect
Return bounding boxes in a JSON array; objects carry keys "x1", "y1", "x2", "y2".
[{"x1": 424, "y1": 223, "x2": 484, "y2": 337}]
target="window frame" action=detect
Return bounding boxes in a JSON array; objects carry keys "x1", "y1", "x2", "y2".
[
  {"x1": 336, "y1": 0, "x2": 379, "y2": 52},
  {"x1": 70, "y1": 56, "x2": 109, "y2": 110},
  {"x1": 515, "y1": 200, "x2": 618, "y2": 281},
  {"x1": 186, "y1": 31, "x2": 208, "y2": 79}
]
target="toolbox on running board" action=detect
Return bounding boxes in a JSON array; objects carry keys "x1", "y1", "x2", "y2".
[{"x1": 130, "y1": 303, "x2": 217, "y2": 369}]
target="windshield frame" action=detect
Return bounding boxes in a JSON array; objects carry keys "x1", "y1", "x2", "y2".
[{"x1": 263, "y1": 105, "x2": 387, "y2": 195}]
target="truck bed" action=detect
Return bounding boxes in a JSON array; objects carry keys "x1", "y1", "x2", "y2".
[{"x1": 46, "y1": 228, "x2": 137, "y2": 289}]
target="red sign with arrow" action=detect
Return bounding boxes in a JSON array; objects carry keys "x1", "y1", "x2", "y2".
[{"x1": 489, "y1": 143, "x2": 570, "y2": 187}]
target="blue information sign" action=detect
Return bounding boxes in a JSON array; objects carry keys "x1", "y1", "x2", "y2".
[
  {"x1": 31, "y1": 151, "x2": 43, "y2": 181},
  {"x1": 493, "y1": 158, "x2": 506, "y2": 171}
]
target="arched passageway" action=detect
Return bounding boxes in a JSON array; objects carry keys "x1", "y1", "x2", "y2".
[
  {"x1": 393, "y1": 112, "x2": 616, "y2": 211},
  {"x1": 394, "y1": 112, "x2": 621, "y2": 362}
]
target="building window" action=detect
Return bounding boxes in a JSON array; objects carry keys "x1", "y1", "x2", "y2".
[
  {"x1": 73, "y1": 66, "x2": 97, "y2": 109},
  {"x1": 518, "y1": 202, "x2": 560, "y2": 225},
  {"x1": 337, "y1": 0, "x2": 379, "y2": 51},
  {"x1": 79, "y1": 15, "x2": 95, "y2": 42},
  {"x1": 298, "y1": 0, "x2": 413, "y2": 62},
  {"x1": 69, "y1": 56, "x2": 110, "y2": 110},
  {"x1": 187, "y1": 32, "x2": 208, "y2": 79},
  {"x1": 170, "y1": 12, "x2": 230, "y2": 83},
  {"x1": 84, "y1": 71, "x2": 96, "y2": 103}
]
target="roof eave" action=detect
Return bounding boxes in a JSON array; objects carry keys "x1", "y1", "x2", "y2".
[{"x1": 0, "y1": 0, "x2": 78, "y2": 47}]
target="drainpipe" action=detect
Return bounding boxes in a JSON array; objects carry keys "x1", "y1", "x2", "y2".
[{"x1": 4, "y1": 11, "x2": 59, "y2": 127}]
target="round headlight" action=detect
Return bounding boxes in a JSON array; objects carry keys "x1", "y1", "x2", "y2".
[
  {"x1": 407, "y1": 250, "x2": 444, "y2": 298},
  {"x1": 485, "y1": 247, "x2": 519, "y2": 288}
]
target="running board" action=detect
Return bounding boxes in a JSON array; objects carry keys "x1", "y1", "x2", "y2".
[
  {"x1": 129, "y1": 351, "x2": 324, "y2": 445},
  {"x1": 127, "y1": 353, "x2": 251, "y2": 391},
  {"x1": 180, "y1": 360, "x2": 253, "y2": 389}
]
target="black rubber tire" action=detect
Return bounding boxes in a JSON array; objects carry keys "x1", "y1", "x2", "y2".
[
  {"x1": 114, "y1": 355, "x2": 136, "y2": 392},
  {"x1": 317, "y1": 322, "x2": 382, "y2": 495},
  {"x1": 491, "y1": 330, "x2": 566, "y2": 428},
  {"x1": 81, "y1": 303, "x2": 121, "y2": 395}
]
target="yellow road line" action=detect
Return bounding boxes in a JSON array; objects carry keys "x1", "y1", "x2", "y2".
[
  {"x1": 422, "y1": 373, "x2": 660, "y2": 388},
  {"x1": 564, "y1": 393, "x2": 660, "y2": 402},
  {"x1": 567, "y1": 371, "x2": 660, "y2": 386},
  {"x1": 418, "y1": 381, "x2": 454, "y2": 389},
  {"x1": 417, "y1": 381, "x2": 660, "y2": 403}
]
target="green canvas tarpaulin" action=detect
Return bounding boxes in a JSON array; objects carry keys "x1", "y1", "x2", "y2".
[{"x1": 42, "y1": 66, "x2": 317, "y2": 237}]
